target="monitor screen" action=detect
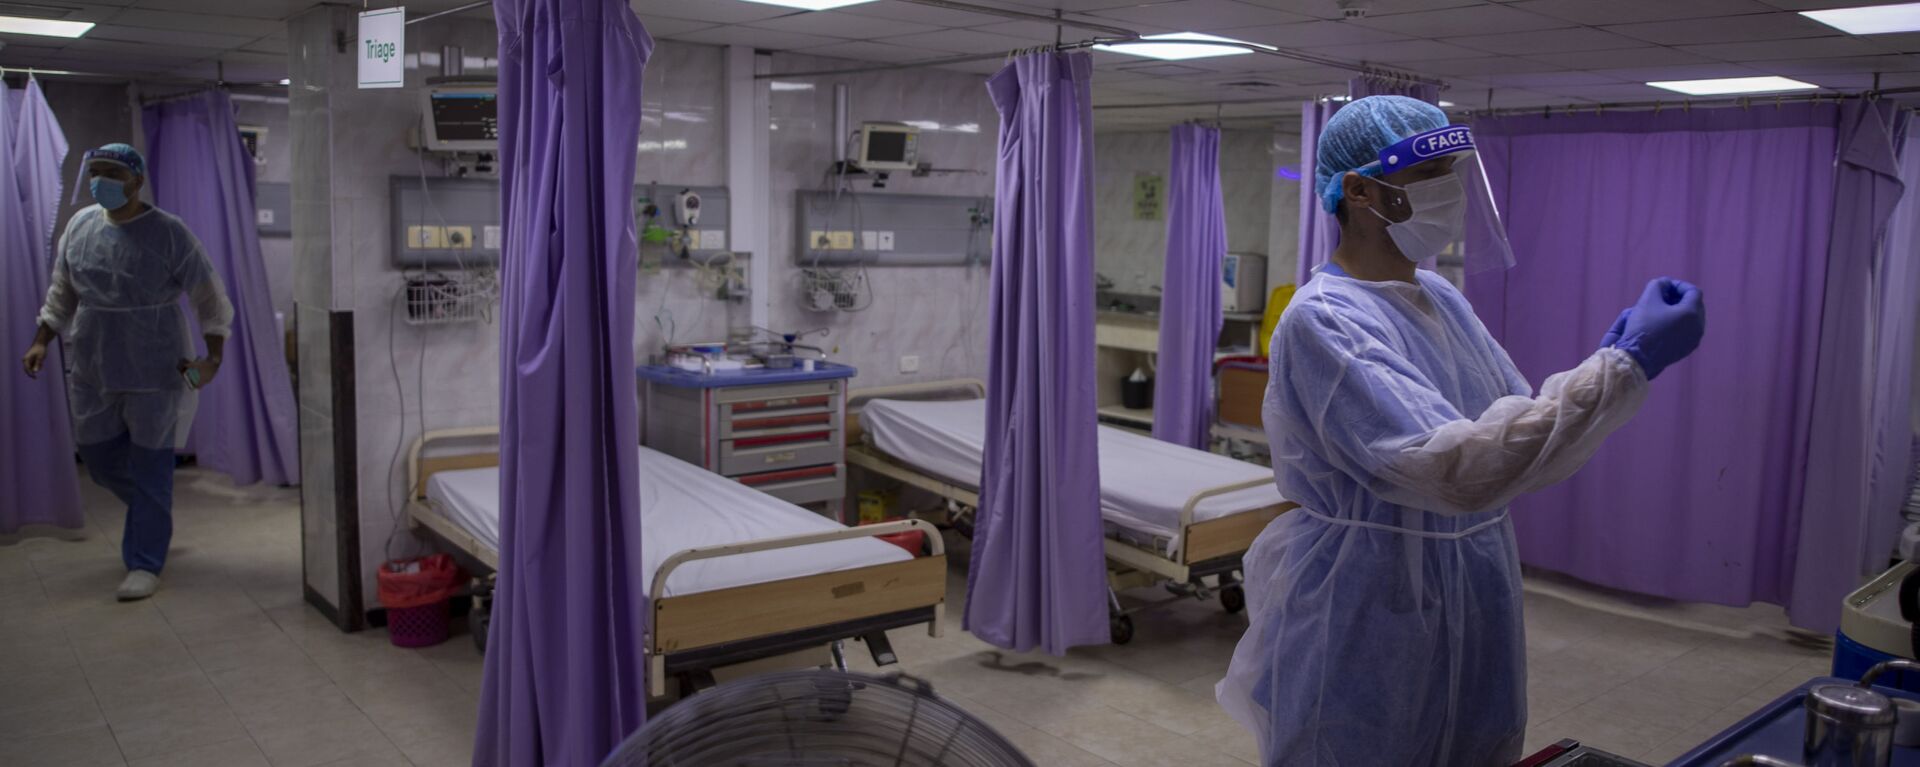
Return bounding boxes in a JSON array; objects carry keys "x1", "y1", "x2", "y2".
[
  {"x1": 865, "y1": 130, "x2": 909, "y2": 164},
  {"x1": 430, "y1": 91, "x2": 498, "y2": 143}
]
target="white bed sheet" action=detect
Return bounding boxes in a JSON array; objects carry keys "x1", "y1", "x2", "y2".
[
  {"x1": 424, "y1": 446, "x2": 912, "y2": 598},
  {"x1": 860, "y1": 398, "x2": 1287, "y2": 553}
]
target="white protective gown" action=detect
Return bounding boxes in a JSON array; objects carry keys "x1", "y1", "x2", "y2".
[
  {"x1": 37, "y1": 205, "x2": 231, "y2": 450},
  {"x1": 1218, "y1": 266, "x2": 1647, "y2": 766}
]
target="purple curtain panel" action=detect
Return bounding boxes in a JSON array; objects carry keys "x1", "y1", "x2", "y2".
[
  {"x1": 142, "y1": 90, "x2": 299, "y2": 486},
  {"x1": 473, "y1": 1, "x2": 653, "y2": 764},
  {"x1": 968, "y1": 51, "x2": 1110, "y2": 655},
  {"x1": 1153, "y1": 123, "x2": 1225, "y2": 450}
]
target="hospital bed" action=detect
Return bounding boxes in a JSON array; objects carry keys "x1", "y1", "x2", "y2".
[
  {"x1": 403, "y1": 427, "x2": 947, "y2": 697},
  {"x1": 842, "y1": 380, "x2": 1295, "y2": 644}
]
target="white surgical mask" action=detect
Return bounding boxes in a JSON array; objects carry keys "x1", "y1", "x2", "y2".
[{"x1": 1367, "y1": 174, "x2": 1466, "y2": 263}]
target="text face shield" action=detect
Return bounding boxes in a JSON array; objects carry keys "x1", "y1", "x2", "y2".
[{"x1": 1375, "y1": 125, "x2": 1514, "y2": 275}]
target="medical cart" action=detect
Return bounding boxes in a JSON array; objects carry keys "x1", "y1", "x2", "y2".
[{"x1": 639, "y1": 362, "x2": 858, "y2": 522}]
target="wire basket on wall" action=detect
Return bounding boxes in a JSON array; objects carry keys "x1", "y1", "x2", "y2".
[{"x1": 404, "y1": 272, "x2": 498, "y2": 326}]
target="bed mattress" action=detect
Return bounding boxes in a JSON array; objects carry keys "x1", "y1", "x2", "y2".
[
  {"x1": 859, "y1": 398, "x2": 1286, "y2": 553},
  {"x1": 424, "y1": 446, "x2": 912, "y2": 598}
]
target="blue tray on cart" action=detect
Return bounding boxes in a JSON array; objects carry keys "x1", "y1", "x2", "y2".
[{"x1": 1668, "y1": 677, "x2": 1920, "y2": 766}]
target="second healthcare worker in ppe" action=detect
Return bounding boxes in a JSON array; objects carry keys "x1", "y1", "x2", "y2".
[
  {"x1": 1216, "y1": 96, "x2": 1706, "y2": 765},
  {"x1": 18, "y1": 143, "x2": 232, "y2": 602}
]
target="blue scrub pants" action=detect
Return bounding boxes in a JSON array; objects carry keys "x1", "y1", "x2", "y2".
[{"x1": 76, "y1": 433, "x2": 175, "y2": 574}]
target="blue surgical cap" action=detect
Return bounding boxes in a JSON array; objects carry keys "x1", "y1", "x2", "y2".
[
  {"x1": 1314, "y1": 95, "x2": 1449, "y2": 214},
  {"x1": 83, "y1": 142, "x2": 146, "y2": 177}
]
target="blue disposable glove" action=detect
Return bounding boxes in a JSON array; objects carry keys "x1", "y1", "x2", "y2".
[
  {"x1": 1599, "y1": 308, "x2": 1632, "y2": 350},
  {"x1": 1613, "y1": 277, "x2": 1705, "y2": 380}
]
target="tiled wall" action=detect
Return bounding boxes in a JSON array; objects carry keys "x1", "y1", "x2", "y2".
[
  {"x1": 1091, "y1": 129, "x2": 1276, "y2": 298},
  {"x1": 764, "y1": 52, "x2": 998, "y2": 390}
]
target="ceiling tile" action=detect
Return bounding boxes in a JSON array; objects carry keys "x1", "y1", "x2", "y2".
[
  {"x1": 1754, "y1": 0, "x2": 1919, "y2": 8},
  {"x1": 1444, "y1": 27, "x2": 1644, "y2": 56},
  {"x1": 629, "y1": 0, "x2": 797, "y2": 25},
  {"x1": 85, "y1": 24, "x2": 253, "y2": 51},
  {"x1": 124, "y1": 0, "x2": 306, "y2": 18},
  {"x1": 1349, "y1": 3, "x2": 1572, "y2": 37},
  {"x1": 840, "y1": 0, "x2": 1020, "y2": 27},
  {"x1": 1477, "y1": 70, "x2": 1624, "y2": 87},
  {"x1": 988, "y1": 0, "x2": 1145, "y2": 10},
  {"x1": 1523, "y1": 46, "x2": 1720, "y2": 70},
  {"x1": 794, "y1": 40, "x2": 934, "y2": 62},
  {"x1": 1237, "y1": 0, "x2": 1484, "y2": 21},
  {"x1": 936, "y1": 57, "x2": 1009, "y2": 75},
  {"x1": 1519, "y1": 82, "x2": 1685, "y2": 102},
  {"x1": 1296, "y1": 38, "x2": 1489, "y2": 62},
  {"x1": 1682, "y1": 35, "x2": 1885, "y2": 62},
  {"x1": 640, "y1": 16, "x2": 720, "y2": 38},
  {"x1": 1229, "y1": 20, "x2": 1411, "y2": 48},
  {"x1": 1418, "y1": 56, "x2": 1564, "y2": 76},
  {"x1": 880, "y1": 28, "x2": 1041, "y2": 54},
  {"x1": 967, "y1": 20, "x2": 1090, "y2": 43},
  {"x1": 1583, "y1": 62, "x2": 1772, "y2": 82},
  {"x1": 1603, "y1": 13, "x2": 1836, "y2": 46},
  {"x1": 1867, "y1": 32, "x2": 1920, "y2": 54},
  {"x1": 745, "y1": 10, "x2": 938, "y2": 38},
  {"x1": 1508, "y1": 0, "x2": 1778, "y2": 25},
  {"x1": 101, "y1": 8, "x2": 282, "y2": 37},
  {"x1": 669, "y1": 25, "x2": 843, "y2": 51},
  {"x1": 1080, "y1": 0, "x2": 1312, "y2": 32},
  {"x1": 1755, "y1": 53, "x2": 1920, "y2": 74}
]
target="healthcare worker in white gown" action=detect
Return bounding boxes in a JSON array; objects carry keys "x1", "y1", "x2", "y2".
[
  {"x1": 19, "y1": 143, "x2": 231, "y2": 602},
  {"x1": 1216, "y1": 96, "x2": 1706, "y2": 765}
]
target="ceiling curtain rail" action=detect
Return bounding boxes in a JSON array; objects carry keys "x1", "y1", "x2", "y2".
[
  {"x1": 1461, "y1": 86, "x2": 1920, "y2": 119},
  {"x1": 762, "y1": 37, "x2": 1444, "y2": 89}
]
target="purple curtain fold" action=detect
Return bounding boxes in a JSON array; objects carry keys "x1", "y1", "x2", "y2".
[
  {"x1": 474, "y1": 2, "x2": 652, "y2": 764},
  {"x1": 1790, "y1": 101, "x2": 1909, "y2": 631},
  {"x1": 1465, "y1": 104, "x2": 1905, "y2": 630},
  {"x1": 1874, "y1": 128, "x2": 1920, "y2": 560},
  {"x1": 1294, "y1": 99, "x2": 1340, "y2": 287},
  {"x1": 142, "y1": 90, "x2": 298, "y2": 487},
  {"x1": 971, "y1": 51, "x2": 1108, "y2": 655},
  {"x1": 1153, "y1": 123, "x2": 1224, "y2": 449},
  {"x1": 2, "y1": 78, "x2": 83, "y2": 533}
]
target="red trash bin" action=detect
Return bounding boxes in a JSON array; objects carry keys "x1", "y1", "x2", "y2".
[{"x1": 378, "y1": 554, "x2": 464, "y2": 648}]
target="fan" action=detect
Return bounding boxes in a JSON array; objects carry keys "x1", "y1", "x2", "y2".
[{"x1": 600, "y1": 670, "x2": 1035, "y2": 767}]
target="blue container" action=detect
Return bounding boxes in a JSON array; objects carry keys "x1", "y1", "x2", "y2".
[{"x1": 1835, "y1": 630, "x2": 1920, "y2": 694}]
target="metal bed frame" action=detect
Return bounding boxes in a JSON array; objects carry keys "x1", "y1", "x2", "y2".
[
  {"x1": 402, "y1": 427, "x2": 947, "y2": 698},
  {"x1": 842, "y1": 380, "x2": 1295, "y2": 644}
]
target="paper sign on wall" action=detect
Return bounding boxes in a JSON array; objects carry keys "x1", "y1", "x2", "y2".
[
  {"x1": 357, "y1": 7, "x2": 406, "y2": 89},
  {"x1": 1133, "y1": 173, "x2": 1164, "y2": 221}
]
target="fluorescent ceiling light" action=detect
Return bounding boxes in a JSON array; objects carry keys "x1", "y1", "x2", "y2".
[
  {"x1": 278, "y1": 78, "x2": 291, "y2": 85},
  {"x1": 1095, "y1": 32, "x2": 1269, "y2": 61},
  {"x1": 1437, "y1": 100, "x2": 1455, "y2": 107},
  {"x1": 737, "y1": 0, "x2": 879, "y2": 10},
  {"x1": 0, "y1": 16, "x2": 93, "y2": 38},
  {"x1": 1646, "y1": 75, "x2": 1818, "y2": 95},
  {"x1": 768, "y1": 81, "x2": 815, "y2": 92},
  {"x1": 1801, "y1": 2, "x2": 1920, "y2": 34}
]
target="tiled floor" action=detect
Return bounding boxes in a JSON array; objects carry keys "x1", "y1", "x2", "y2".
[{"x1": 2, "y1": 467, "x2": 1832, "y2": 766}]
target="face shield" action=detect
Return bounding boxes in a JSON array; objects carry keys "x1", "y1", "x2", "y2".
[{"x1": 1357, "y1": 125, "x2": 1513, "y2": 274}]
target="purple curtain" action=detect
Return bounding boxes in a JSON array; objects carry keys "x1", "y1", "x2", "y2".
[
  {"x1": 1153, "y1": 124, "x2": 1224, "y2": 450},
  {"x1": 474, "y1": 2, "x2": 652, "y2": 764},
  {"x1": 1465, "y1": 104, "x2": 1903, "y2": 630},
  {"x1": 1875, "y1": 129, "x2": 1920, "y2": 559},
  {"x1": 3, "y1": 78, "x2": 82, "y2": 533},
  {"x1": 1294, "y1": 99, "x2": 1340, "y2": 287},
  {"x1": 971, "y1": 51, "x2": 1108, "y2": 655},
  {"x1": 1790, "y1": 101, "x2": 1908, "y2": 630},
  {"x1": 142, "y1": 90, "x2": 298, "y2": 487}
]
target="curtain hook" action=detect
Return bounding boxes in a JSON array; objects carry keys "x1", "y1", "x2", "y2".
[{"x1": 1653, "y1": 100, "x2": 1662, "y2": 115}]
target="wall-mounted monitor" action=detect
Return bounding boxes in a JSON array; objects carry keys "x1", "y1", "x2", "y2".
[
  {"x1": 421, "y1": 86, "x2": 499, "y2": 152},
  {"x1": 858, "y1": 122, "x2": 919, "y2": 172}
]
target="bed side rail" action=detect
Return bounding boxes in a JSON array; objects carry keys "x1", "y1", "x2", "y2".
[{"x1": 647, "y1": 518, "x2": 945, "y2": 603}]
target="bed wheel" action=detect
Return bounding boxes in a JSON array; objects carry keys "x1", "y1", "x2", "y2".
[
  {"x1": 1220, "y1": 585, "x2": 1246, "y2": 614},
  {"x1": 1109, "y1": 614, "x2": 1135, "y2": 645},
  {"x1": 469, "y1": 580, "x2": 493, "y2": 654},
  {"x1": 469, "y1": 601, "x2": 490, "y2": 653}
]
